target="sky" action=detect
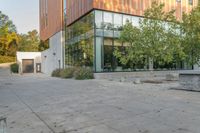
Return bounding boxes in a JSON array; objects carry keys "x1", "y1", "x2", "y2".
[{"x1": 0, "y1": 0, "x2": 39, "y2": 34}]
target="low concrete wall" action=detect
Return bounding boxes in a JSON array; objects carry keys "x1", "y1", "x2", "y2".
[
  {"x1": 94, "y1": 71, "x2": 181, "y2": 82},
  {"x1": 194, "y1": 64, "x2": 200, "y2": 70},
  {"x1": 179, "y1": 71, "x2": 200, "y2": 91}
]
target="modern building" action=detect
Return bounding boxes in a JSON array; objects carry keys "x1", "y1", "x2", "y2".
[
  {"x1": 39, "y1": 0, "x2": 65, "y2": 74},
  {"x1": 39, "y1": 0, "x2": 198, "y2": 74}
]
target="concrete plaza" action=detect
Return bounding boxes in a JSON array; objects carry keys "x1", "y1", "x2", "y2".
[{"x1": 0, "y1": 68, "x2": 200, "y2": 133}]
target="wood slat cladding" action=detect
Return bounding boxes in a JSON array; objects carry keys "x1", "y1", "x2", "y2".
[
  {"x1": 40, "y1": 0, "x2": 198, "y2": 40},
  {"x1": 40, "y1": 0, "x2": 63, "y2": 41},
  {"x1": 66, "y1": 0, "x2": 198, "y2": 25},
  {"x1": 66, "y1": 0, "x2": 93, "y2": 26},
  {"x1": 93, "y1": 0, "x2": 197, "y2": 20}
]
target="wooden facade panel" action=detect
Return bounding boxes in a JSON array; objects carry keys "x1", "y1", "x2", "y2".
[
  {"x1": 40, "y1": 0, "x2": 198, "y2": 40},
  {"x1": 66, "y1": 0, "x2": 197, "y2": 25},
  {"x1": 66, "y1": 0, "x2": 93, "y2": 26},
  {"x1": 92, "y1": 0, "x2": 197, "y2": 19},
  {"x1": 40, "y1": 0, "x2": 63, "y2": 41}
]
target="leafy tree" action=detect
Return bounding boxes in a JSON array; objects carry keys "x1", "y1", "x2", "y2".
[
  {"x1": 0, "y1": 11, "x2": 16, "y2": 32},
  {"x1": 79, "y1": 38, "x2": 93, "y2": 66},
  {"x1": 0, "y1": 11, "x2": 19, "y2": 57},
  {"x1": 114, "y1": 22, "x2": 145, "y2": 69},
  {"x1": 18, "y1": 30, "x2": 40, "y2": 52},
  {"x1": 140, "y1": 2, "x2": 184, "y2": 66},
  {"x1": 114, "y1": 2, "x2": 185, "y2": 69},
  {"x1": 0, "y1": 11, "x2": 43, "y2": 63},
  {"x1": 39, "y1": 40, "x2": 49, "y2": 51},
  {"x1": 181, "y1": 6, "x2": 200, "y2": 66},
  {"x1": 0, "y1": 28, "x2": 19, "y2": 56},
  {"x1": 19, "y1": 30, "x2": 48, "y2": 52}
]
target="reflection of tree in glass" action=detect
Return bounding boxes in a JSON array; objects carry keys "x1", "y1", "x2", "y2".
[
  {"x1": 66, "y1": 12, "x2": 94, "y2": 67},
  {"x1": 114, "y1": 2, "x2": 185, "y2": 70},
  {"x1": 70, "y1": 13, "x2": 94, "y2": 38},
  {"x1": 79, "y1": 38, "x2": 93, "y2": 66},
  {"x1": 66, "y1": 38, "x2": 93, "y2": 67}
]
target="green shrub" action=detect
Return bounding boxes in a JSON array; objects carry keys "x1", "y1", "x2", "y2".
[
  {"x1": 0, "y1": 56, "x2": 15, "y2": 64},
  {"x1": 74, "y1": 67, "x2": 94, "y2": 80},
  {"x1": 60, "y1": 68, "x2": 75, "y2": 79},
  {"x1": 10, "y1": 63, "x2": 19, "y2": 73},
  {"x1": 51, "y1": 69, "x2": 61, "y2": 77}
]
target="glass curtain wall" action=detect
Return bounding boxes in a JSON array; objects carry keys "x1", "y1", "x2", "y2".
[
  {"x1": 94, "y1": 10, "x2": 142, "y2": 72},
  {"x1": 64, "y1": 10, "x2": 191, "y2": 72},
  {"x1": 94, "y1": 10, "x2": 189, "y2": 72},
  {"x1": 65, "y1": 12, "x2": 94, "y2": 68}
]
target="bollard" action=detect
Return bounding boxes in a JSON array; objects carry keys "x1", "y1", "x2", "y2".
[{"x1": 0, "y1": 117, "x2": 6, "y2": 133}]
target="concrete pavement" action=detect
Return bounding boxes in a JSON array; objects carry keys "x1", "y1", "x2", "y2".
[{"x1": 0, "y1": 68, "x2": 200, "y2": 133}]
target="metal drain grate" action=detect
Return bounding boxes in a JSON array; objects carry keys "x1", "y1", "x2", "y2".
[{"x1": 0, "y1": 117, "x2": 6, "y2": 133}]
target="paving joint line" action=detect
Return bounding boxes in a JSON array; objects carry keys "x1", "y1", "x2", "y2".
[{"x1": 9, "y1": 88, "x2": 56, "y2": 133}]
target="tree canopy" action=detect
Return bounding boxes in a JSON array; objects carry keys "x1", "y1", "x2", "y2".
[
  {"x1": 0, "y1": 11, "x2": 48, "y2": 63},
  {"x1": 0, "y1": 11, "x2": 16, "y2": 33},
  {"x1": 181, "y1": 6, "x2": 200, "y2": 65},
  {"x1": 0, "y1": 11, "x2": 19, "y2": 57},
  {"x1": 141, "y1": 2, "x2": 185, "y2": 65},
  {"x1": 18, "y1": 30, "x2": 40, "y2": 52},
  {"x1": 114, "y1": 2, "x2": 186, "y2": 70}
]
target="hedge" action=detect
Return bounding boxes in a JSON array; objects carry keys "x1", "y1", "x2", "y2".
[
  {"x1": 0, "y1": 56, "x2": 15, "y2": 64},
  {"x1": 51, "y1": 67, "x2": 94, "y2": 80},
  {"x1": 73, "y1": 67, "x2": 94, "y2": 80},
  {"x1": 10, "y1": 63, "x2": 19, "y2": 73}
]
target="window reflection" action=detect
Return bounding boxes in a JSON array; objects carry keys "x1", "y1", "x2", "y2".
[
  {"x1": 132, "y1": 16, "x2": 140, "y2": 27},
  {"x1": 123, "y1": 15, "x2": 132, "y2": 25},
  {"x1": 95, "y1": 10, "x2": 103, "y2": 29},
  {"x1": 65, "y1": 12, "x2": 94, "y2": 68},
  {"x1": 103, "y1": 12, "x2": 113, "y2": 30},
  {"x1": 114, "y1": 14, "x2": 122, "y2": 31},
  {"x1": 94, "y1": 10, "x2": 143, "y2": 72},
  {"x1": 65, "y1": 9, "x2": 190, "y2": 72},
  {"x1": 104, "y1": 38, "x2": 113, "y2": 71},
  {"x1": 65, "y1": 10, "x2": 145, "y2": 72}
]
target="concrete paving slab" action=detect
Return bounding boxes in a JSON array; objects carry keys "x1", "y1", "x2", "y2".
[{"x1": 0, "y1": 68, "x2": 200, "y2": 133}]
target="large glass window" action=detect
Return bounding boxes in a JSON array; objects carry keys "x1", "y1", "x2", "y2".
[
  {"x1": 67, "y1": 12, "x2": 94, "y2": 41},
  {"x1": 113, "y1": 39, "x2": 123, "y2": 71},
  {"x1": 104, "y1": 12, "x2": 113, "y2": 37},
  {"x1": 81, "y1": 10, "x2": 192, "y2": 72},
  {"x1": 104, "y1": 38, "x2": 113, "y2": 71},
  {"x1": 132, "y1": 16, "x2": 140, "y2": 27},
  {"x1": 114, "y1": 14, "x2": 122, "y2": 38},
  {"x1": 94, "y1": 11, "x2": 144, "y2": 72},
  {"x1": 65, "y1": 12, "x2": 94, "y2": 68},
  {"x1": 114, "y1": 14, "x2": 122, "y2": 30},
  {"x1": 95, "y1": 10, "x2": 103, "y2": 36},
  {"x1": 66, "y1": 37, "x2": 94, "y2": 67},
  {"x1": 103, "y1": 12, "x2": 113, "y2": 28},
  {"x1": 123, "y1": 15, "x2": 131, "y2": 25},
  {"x1": 95, "y1": 10, "x2": 103, "y2": 29}
]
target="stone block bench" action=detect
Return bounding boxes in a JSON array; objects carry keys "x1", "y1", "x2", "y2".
[{"x1": 179, "y1": 71, "x2": 200, "y2": 91}]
